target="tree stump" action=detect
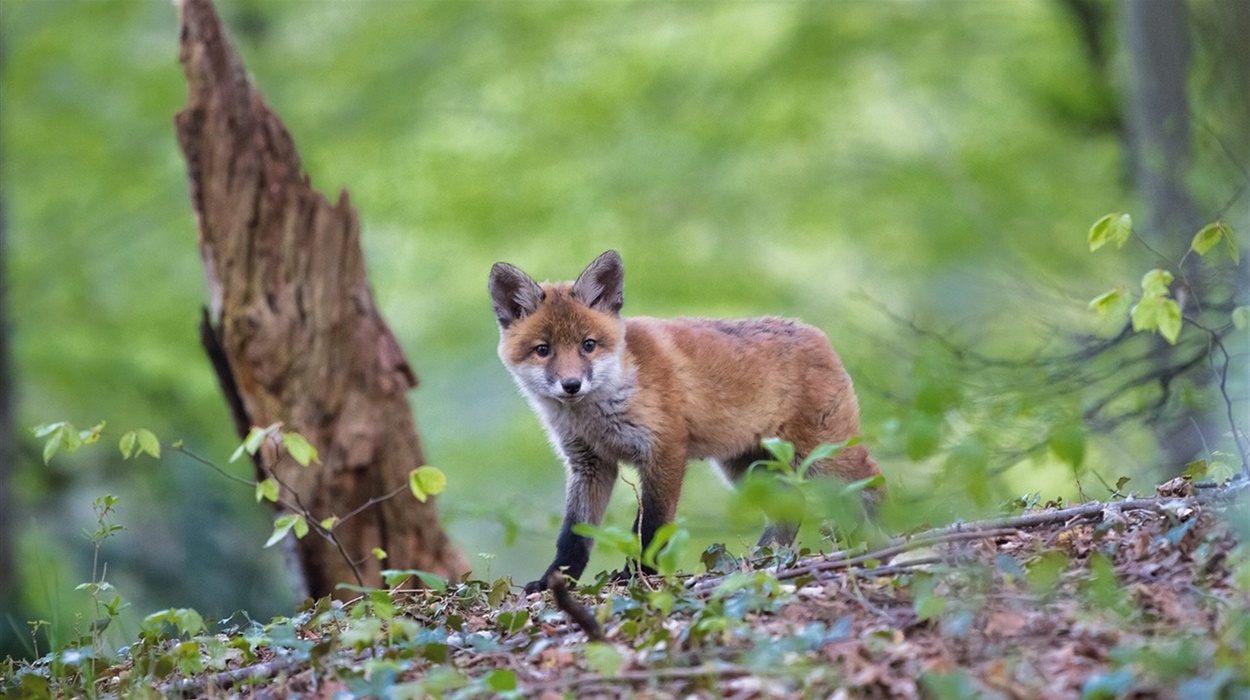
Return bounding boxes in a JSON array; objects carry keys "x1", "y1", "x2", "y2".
[{"x1": 173, "y1": 0, "x2": 466, "y2": 597}]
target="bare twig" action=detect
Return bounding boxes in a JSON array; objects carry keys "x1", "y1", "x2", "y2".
[{"x1": 548, "y1": 572, "x2": 606, "y2": 643}]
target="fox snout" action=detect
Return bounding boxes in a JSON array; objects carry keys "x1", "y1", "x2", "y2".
[{"x1": 559, "y1": 377, "x2": 583, "y2": 395}]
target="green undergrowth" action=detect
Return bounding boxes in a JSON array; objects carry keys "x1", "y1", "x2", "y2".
[{"x1": 4, "y1": 480, "x2": 1248, "y2": 699}]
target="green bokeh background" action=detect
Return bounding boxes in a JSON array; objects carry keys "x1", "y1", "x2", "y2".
[{"x1": 1, "y1": 0, "x2": 1244, "y2": 654}]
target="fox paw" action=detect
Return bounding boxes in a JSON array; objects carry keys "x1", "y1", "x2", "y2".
[{"x1": 523, "y1": 578, "x2": 548, "y2": 595}]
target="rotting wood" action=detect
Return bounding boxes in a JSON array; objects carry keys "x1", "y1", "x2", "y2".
[{"x1": 173, "y1": 0, "x2": 466, "y2": 597}]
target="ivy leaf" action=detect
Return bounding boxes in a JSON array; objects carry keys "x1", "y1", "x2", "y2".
[
  {"x1": 281, "y1": 432, "x2": 319, "y2": 467},
  {"x1": 254, "y1": 478, "x2": 280, "y2": 503},
  {"x1": 1088, "y1": 213, "x2": 1132, "y2": 251},
  {"x1": 135, "y1": 429, "x2": 161, "y2": 459},
  {"x1": 408, "y1": 466, "x2": 447, "y2": 503},
  {"x1": 119, "y1": 431, "x2": 137, "y2": 459}
]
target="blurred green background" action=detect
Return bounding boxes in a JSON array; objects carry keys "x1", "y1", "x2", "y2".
[{"x1": 1, "y1": 0, "x2": 1244, "y2": 657}]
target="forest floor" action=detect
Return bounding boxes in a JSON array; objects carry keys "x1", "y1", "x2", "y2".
[{"x1": 4, "y1": 477, "x2": 1248, "y2": 699}]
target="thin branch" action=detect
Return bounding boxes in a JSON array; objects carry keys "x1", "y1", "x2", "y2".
[
  {"x1": 691, "y1": 488, "x2": 1241, "y2": 594},
  {"x1": 547, "y1": 572, "x2": 605, "y2": 643}
]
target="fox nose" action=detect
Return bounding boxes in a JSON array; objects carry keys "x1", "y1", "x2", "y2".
[{"x1": 561, "y1": 378, "x2": 582, "y2": 395}]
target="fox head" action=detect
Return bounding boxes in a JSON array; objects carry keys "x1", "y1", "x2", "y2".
[{"x1": 489, "y1": 250, "x2": 627, "y2": 404}]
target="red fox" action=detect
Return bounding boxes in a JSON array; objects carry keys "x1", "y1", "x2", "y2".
[{"x1": 489, "y1": 250, "x2": 882, "y2": 593}]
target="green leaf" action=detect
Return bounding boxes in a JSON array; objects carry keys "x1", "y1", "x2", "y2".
[
  {"x1": 573, "y1": 523, "x2": 643, "y2": 560},
  {"x1": 760, "y1": 437, "x2": 795, "y2": 467},
  {"x1": 1139, "y1": 268, "x2": 1174, "y2": 297},
  {"x1": 408, "y1": 466, "x2": 447, "y2": 503},
  {"x1": 642, "y1": 522, "x2": 678, "y2": 568},
  {"x1": 42, "y1": 428, "x2": 62, "y2": 465},
  {"x1": 381, "y1": 569, "x2": 449, "y2": 593},
  {"x1": 915, "y1": 379, "x2": 960, "y2": 416},
  {"x1": 497, "y1": 609, "x2": 530, "y2": 634},
  {"x1": 321, "y1": 515, "x2": 339, "y2": 530},
  {"x1": 292, "y1": 514, "x2": 309, "y2": 539},
  {"x1": 1088, "y1": 212, "x2": 1131, "y2": 251},
  {"x1": 135, "y1": 429, "x2": 161, "y2": 459},
  {"x1": 485, "y1": 670, "x2": 518, "y2": 692},
  {"x1": 1190, "y1": 221, "x2": 1239, "y2": 265},
  {"x1": 905, "y1": 414, "x2": 942, "y2": 461},
  {"x1": 1130, "y1": 293, "x2": 1165, "y2": 335},
  {"x1": 1157, "y1": 298, "x2": 1181, "y2": 344},
  {"x1": 32, "y1": 422, "x2": 64, "y2": 439},
  {"x1": 80, "y1": 422, "x2": 105, "y2": 444},
  {"x1": 371, "y1": 547, "x2": 387, "y2": 561},
  {"x1": 1087, "y1": 287, "x2": 1127, "y2": 317},
  {"x1": 232, "y1": 423, "x2": 278, "y2": 463},
  {"x1": 911, "y1": 571, "x2": 946, "y2": 621},
  {"x1": 1232, "y1": 306, "x2": 1249, "y2": 330},
  {"x1": 1181, "y1": 460, "x2": 1208, "y2": 480},
  {"x1": 1026, "y1": 550, "x2": 1068, "y2": 597},
  {"x1": 265, "y1": 514, "x2": 301, "y2": 548},
  {"x1": 281, "y1": 432, "x2": 319, "y2": 467},
  {"x1": 585, "y1": 641, "x2": 623, "y2": 677},
  {"x1": 1048, "y1": 422, "x2": 1087, "y2": 469},
  {"x1": 797, "y1": 440, "x2": 852, "y2": 478},
  {"x1": 255, "y1": 478, "x2": 280, "y2": 504},
  {"x1": 1191, "y1": 222, "x2": 1225, "y2": 256},
  {"x1": 119, "y1": 431, "x2": 137, "y2": 459}
]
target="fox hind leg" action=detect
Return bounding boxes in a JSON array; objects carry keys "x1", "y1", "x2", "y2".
[{"x1": 718, "y1": 448, "x2": 802, "y2": 550}]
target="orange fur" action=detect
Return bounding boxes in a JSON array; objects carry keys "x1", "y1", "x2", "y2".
[{"x1": 489, "y1": 250, "x2": 881, "y2": 592}]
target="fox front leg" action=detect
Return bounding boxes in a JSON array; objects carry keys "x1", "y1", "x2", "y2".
[{"x1": 525, "y1": 439, "x2": 619, "y2": 594}]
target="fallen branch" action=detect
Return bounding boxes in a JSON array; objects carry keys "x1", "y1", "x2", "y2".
[
  {"x1": 527, "y1": 663, "x2": 753, "y2": 693},
  {"x1": 692, "y1": 485, "x2": 1242, "y2": 594}
]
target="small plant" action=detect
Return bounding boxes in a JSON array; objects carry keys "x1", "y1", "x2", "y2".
[
  {"x1": 1086, "y1": 213, "x2": 1248, "y2": 474},
  {"x1": 732, "y1": 437, "x2": 884, "y2": 551}
]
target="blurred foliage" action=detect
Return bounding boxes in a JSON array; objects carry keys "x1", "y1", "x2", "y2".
[{"x1": 0, "y1": 0, "x2": 1244, "y2": 657}]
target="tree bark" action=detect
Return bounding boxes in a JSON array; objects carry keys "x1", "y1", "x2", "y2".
[
  {"x1": 173, "y1": 0, "x2": 466, "y2": 597},
  {"x1": 0, "y1": 156, "x2": 18, "y2": 652},
  {"x1": 1121, "y1": 0, "x2": 1200, "y2": 248}
]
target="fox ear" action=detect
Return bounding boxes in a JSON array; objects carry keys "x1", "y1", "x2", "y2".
[
  {"x1": 489, "y1": 262, "x2": 545, "y2": 328},
  {"x1": 572, "y1": 250, "x2": 624, "y2": 316}
]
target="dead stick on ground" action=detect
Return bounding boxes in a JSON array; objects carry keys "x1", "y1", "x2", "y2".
[
  {"x1": 548, "y1": 571, "x2": 606, "y2": 643},
  {"x1": 693, "y1": 489, "x2": 1240, "y2": 594}
]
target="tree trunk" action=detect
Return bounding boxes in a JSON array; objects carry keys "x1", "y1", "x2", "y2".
[
  {"x1": 0, "y1": 167, "x2": 18, "y2": 656},
  {"x1": 173, "y1": 0, "x2": 466, "y2": 597},
  {"x1": 1120, "y1": 0, "x2": 1213, "y2": 470},
  {"x1": 1121, "y1": 0, "x2": 1200, "y2": 249}
]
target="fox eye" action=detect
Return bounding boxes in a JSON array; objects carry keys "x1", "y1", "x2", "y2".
[
  {"x1": 534, "y1": 344, "x2": 551, "y2": 358},
  {"x1": 581, "y1": 339, "x2": 597, "y2": 353}
]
